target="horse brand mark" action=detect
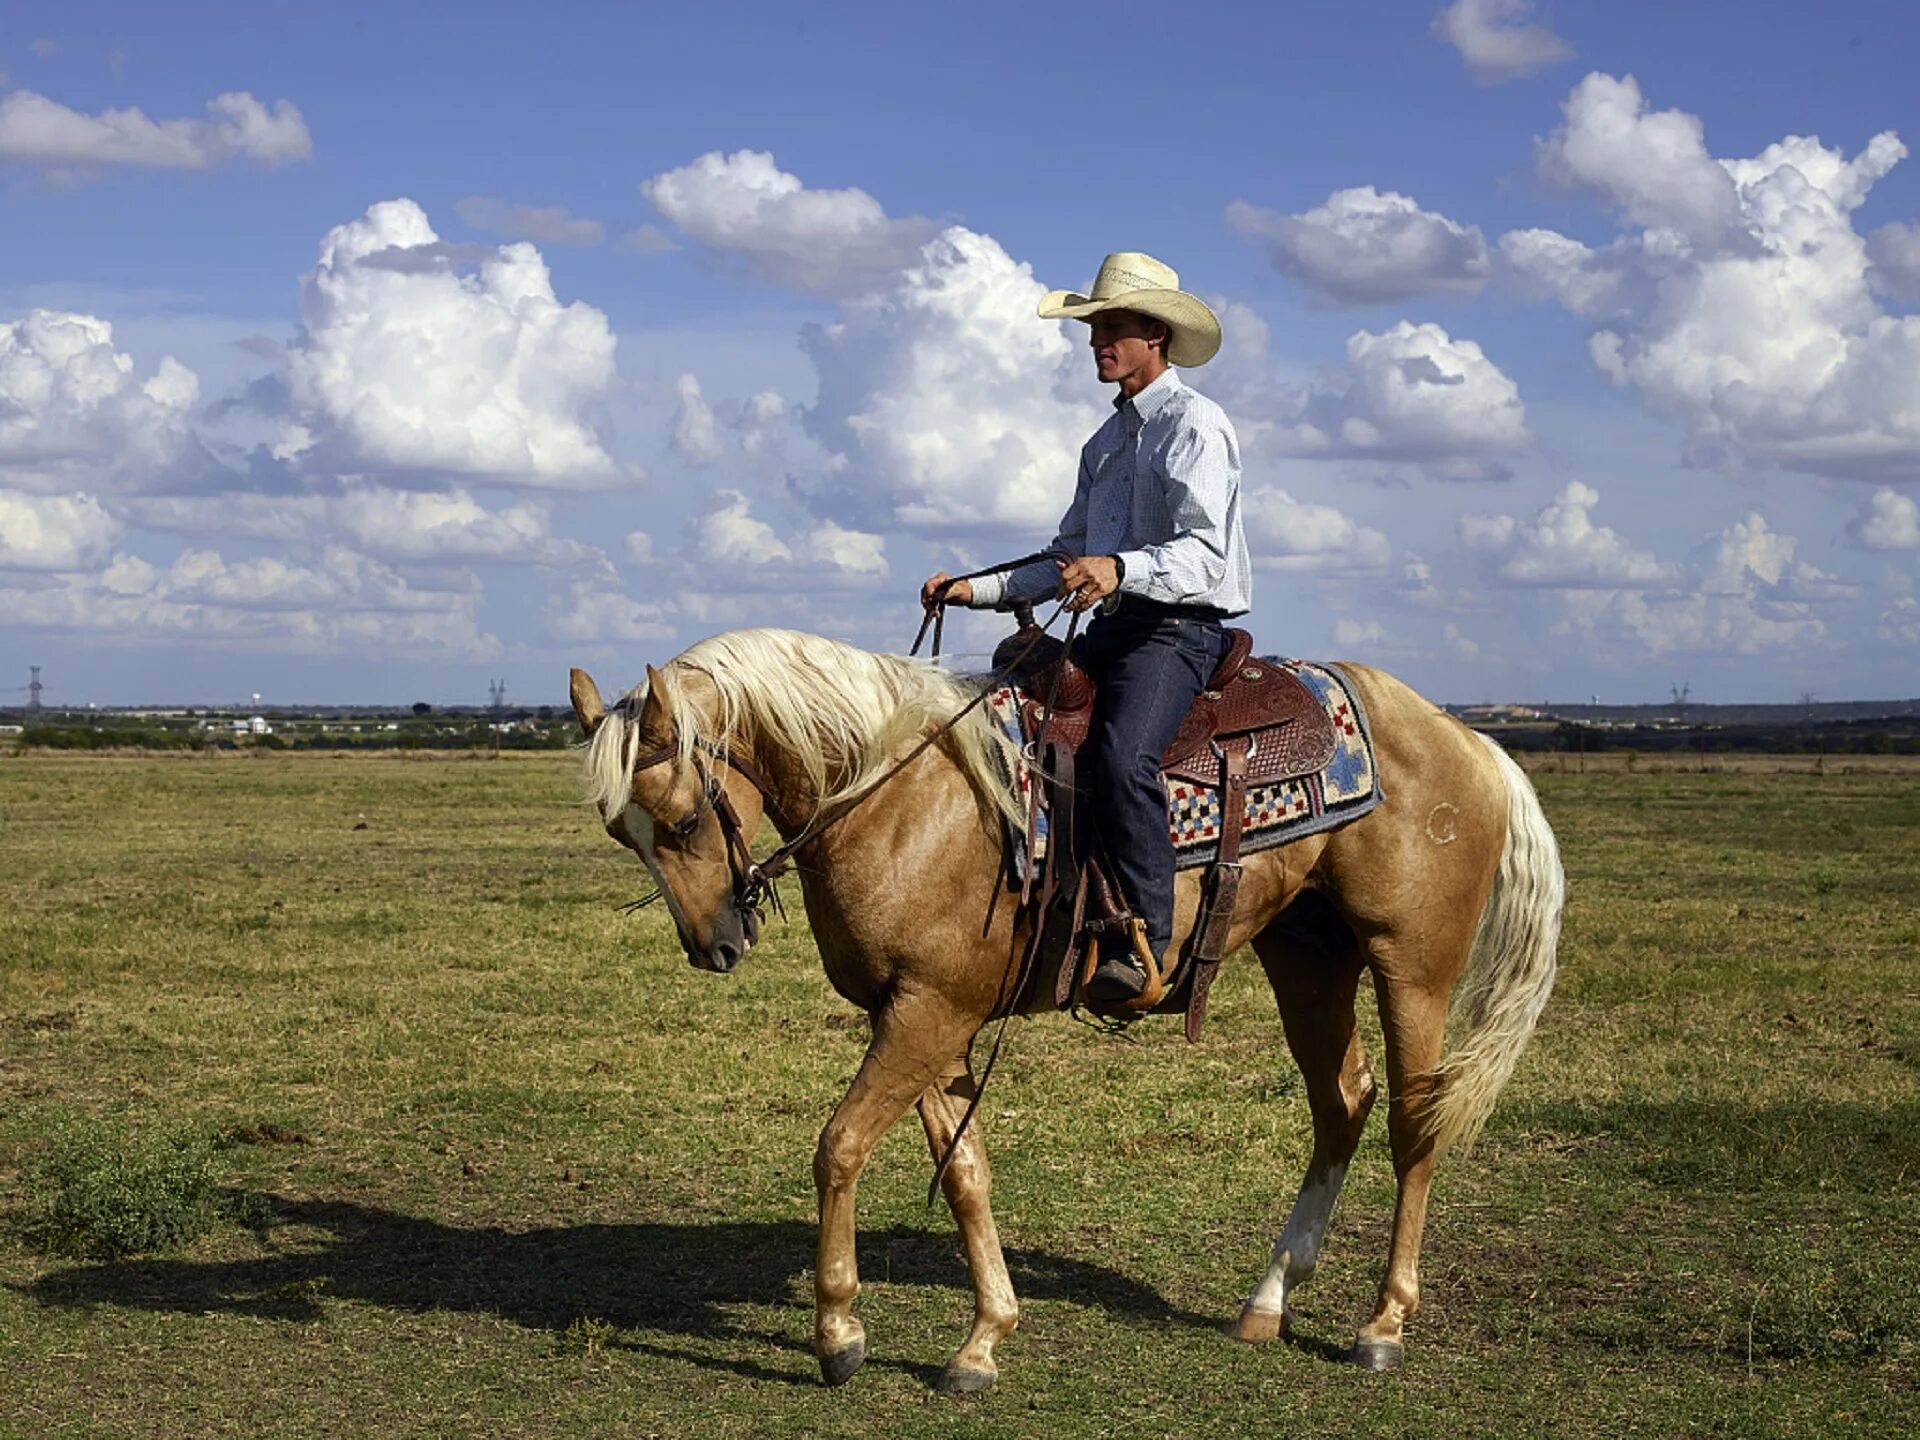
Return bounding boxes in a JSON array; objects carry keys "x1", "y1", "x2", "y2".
[{"x1": 1426, "y1": 802, "x2": 1460, "y2": 846}]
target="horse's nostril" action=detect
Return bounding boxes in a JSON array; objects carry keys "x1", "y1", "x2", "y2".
[{"x1": 712, "y1": 940, "x2": 742, "y2": 972}]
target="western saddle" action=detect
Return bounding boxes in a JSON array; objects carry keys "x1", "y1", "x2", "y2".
[{"x1": 991, "y1": 609, "x2": 1337, "y2": 1040}]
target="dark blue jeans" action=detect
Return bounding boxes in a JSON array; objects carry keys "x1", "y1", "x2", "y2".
[{"x1": 1072, "y1": 608, "x2": 1231, "y2": 960}]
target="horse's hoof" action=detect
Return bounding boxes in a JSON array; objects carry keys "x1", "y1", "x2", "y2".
[
  {"x1": 934, "y1": 1364, "x2": 996, "y2": 1396},
  {"x1": 1229, "y1": 1307, "x2": 1287, "y2": 1343},
  {"x1": 1349, "y1": 1336, "x2": 1404, "y2": 1371},
  {"x1": 819, "y1": 1340, "x2": 866, "y2": 1387}
]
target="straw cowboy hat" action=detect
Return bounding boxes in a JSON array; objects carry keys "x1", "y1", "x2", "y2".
[{"x1": 1037, "y1": 251, "x2": 1222, "y2": 367}]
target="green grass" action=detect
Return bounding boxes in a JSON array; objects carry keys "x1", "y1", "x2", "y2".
[
  {"x1": 26, "y1": 1114, "x2": 270, "y2": 1259},
  {"x1": 1, "y1": 754, "x2": 1915, "y2": 1437}
]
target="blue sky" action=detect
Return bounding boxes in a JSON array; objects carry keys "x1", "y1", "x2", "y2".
[{"x1": 4, "y1": 0, "x2": 1919, "y2": 707}]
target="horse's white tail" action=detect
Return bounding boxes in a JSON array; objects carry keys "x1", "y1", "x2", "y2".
[{"x1": 1427, "y1": 733, "x2": 1564, "y2": 1155}]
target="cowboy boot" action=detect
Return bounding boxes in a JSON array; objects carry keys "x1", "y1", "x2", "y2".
[{"x1": 1086, "y1": 917, "x2": 1159, "y2": 1005}]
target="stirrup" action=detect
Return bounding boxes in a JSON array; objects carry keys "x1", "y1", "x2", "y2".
[{"x1": 1077, "y1": 917, "x2": 1166, "y2": 1014}]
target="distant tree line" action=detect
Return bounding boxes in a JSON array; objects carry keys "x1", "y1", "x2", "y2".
[
  {"x1": 14, "y1": 723, "x2": 574, "y2": 752},
  {"x1": 1489, "y1": 720, "x2": 1920, "y2": 756}
]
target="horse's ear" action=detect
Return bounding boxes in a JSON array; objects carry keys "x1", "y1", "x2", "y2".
[
  {"x1": 569, "y1": 667, "x2": 606, "y2": 739},
  {"x1": 646, "y1": 663, "x2": 673, "y2": 718}
]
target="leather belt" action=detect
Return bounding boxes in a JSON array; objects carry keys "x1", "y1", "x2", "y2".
[{"x1": 1108, "y1": 596, "x2": 1232, "y2": 622}]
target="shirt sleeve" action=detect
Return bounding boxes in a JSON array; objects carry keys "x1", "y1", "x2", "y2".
[
  {"x1": 1114, "y1": 408, "x2": 1239, "y2": 605},
  {"x1": 966, "y1": 449, "x2": 1091, "y2": 608}
]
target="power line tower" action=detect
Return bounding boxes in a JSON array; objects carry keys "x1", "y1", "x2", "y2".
[
  {"x1": 28, "y1": 666, "x2": 43, "y2": 713},
  {"x1": 1669, "y1": 681, "x2": 1691, "y2": 720}
]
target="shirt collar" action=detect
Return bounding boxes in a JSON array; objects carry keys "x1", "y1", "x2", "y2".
[{"x1": 1113, "y1": 367, "x2": 1182, "y2": 423}]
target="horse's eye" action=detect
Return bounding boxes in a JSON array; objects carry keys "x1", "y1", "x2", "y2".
[{"x1": 670, "y1": 810, "x2": 701, "y2": 842}]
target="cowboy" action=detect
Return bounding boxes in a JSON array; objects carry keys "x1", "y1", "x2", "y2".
[{"x1": 921, "y1": 252, "x2": 1251, "y2": 1002}]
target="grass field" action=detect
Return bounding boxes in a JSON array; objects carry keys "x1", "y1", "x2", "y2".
[{"x1": 2, "y1": 752, "x2": 1916, "y2": 1438}]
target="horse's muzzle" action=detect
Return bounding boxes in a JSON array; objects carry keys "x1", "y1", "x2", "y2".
[
  {"x1": 687, "y1": 902, "x2": 759, "y2": 973},
  {"x1": 692, "y1": 941, "x2": 743, "y2": 973}
]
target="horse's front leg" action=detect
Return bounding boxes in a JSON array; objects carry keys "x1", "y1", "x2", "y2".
[
  {"x1": 813, "y1": 996, "x2": 975, "y2": 1387},
  {"x1": 917, "y1": 1053, "x2": 1017, "y2": 1393}
]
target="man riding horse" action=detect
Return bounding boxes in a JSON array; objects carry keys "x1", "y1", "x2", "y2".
[{"x1": 921, "y1": 251, "x2": 1251, "y2": 1004}]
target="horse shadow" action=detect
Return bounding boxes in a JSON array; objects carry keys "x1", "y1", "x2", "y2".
[{"x1": 14, "y1": 1199, "x2": 1224, "y2": 1385}]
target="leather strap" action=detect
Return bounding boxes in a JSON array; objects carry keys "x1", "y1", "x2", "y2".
[
  {"x1": 630, "y1": 736, "x2": 802, "y2": 835},
  {"x1": 912, "y1": 548, "x2": 1062, "y2": 658},
  {"x1": 1050, "y1": 743, "x2": 1083, "y2": 1010},
  {"x1": 1016, "y1": 608, "x2": 1081, "y2": 907},
  {"x1": 1184, "y1": 736, "x2": 1250, "y2": 1043}
]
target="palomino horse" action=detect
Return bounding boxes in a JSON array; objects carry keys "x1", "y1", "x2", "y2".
[{"x1": 570, "y1": 627, "x2": 1561, "y2": 1392}]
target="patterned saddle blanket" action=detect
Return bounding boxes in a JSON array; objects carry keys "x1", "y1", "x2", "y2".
[{"x1": 988, "y1": 658, "x2": 1383, "y2": 877}]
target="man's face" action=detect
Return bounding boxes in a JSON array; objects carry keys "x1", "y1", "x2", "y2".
[{"x1": 1088, "y1": 310, "x2": 1163, "y2": 386}]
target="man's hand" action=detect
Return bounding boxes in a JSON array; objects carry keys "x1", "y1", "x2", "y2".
[
  {"x1": 920, "y1": 571, "x2": 973, "y2": 608},
  {"x1": 1058, "y1": 555, "x2": 1121, "y2": 612}
]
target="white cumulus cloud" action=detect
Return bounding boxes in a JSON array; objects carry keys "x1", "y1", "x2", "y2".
[
  {"x1": 0, "y1": 309, "x2": 200, "y2": 494},
  {"x1": 124, "y1": 485, "x2": 605, "y2": 569},
  {"x1": 0, "y1": 489, "x2": 121, "y2": 570},
  {"x1": 1432, "y1": 0, "x2": 1574, "y2": 85},
  {"x1": 1562, "y1": 513, "x2": 1839, "y2": 655},
  {"x1": 698, "y1": 488, "x2": 793, "y2": 566},
  {"x1": 1265, "y1": 321, "x2": 1528, "y2": 478},
  {"x1": 1507, "y1": 73, "x2": 1920, "y2": 482},
  {"x1": 1848, "y1": 487, "x2": 1920, "y2": 550},
  {"x1": 1880, "y1": 596, "x2": 1920, "y2": 646},
  {"x1": 803, "y1": 518, "x2": 888, "y2": 577},
  {"x1": 641, "y1": 149, "x2": 939, "y2": 294},
  {"x1": 281, "y1": 199, "x2": 623, "y2": 488},
  {"x1": 0, "y1": 89, "x2": 311, "y2": 172},
  {"x1": 1243, "y1": 487, "x2": 1391, "y2": 572},
  {"x1": 691, "y1": 490, "x2": 888, "y2": 587},
  {"x1": 548, "y1": 583, "x2": 676, "y2": 644},
  {"x1": 799, "y1": 225, "x2": 1103, "y2": 531},
  {"x1": 0, "y1": 544, "x2": 496, "y2": 658},
  {"x1": 1866, "y1": 220, "x2": 1920, "y2": 299},
  {"x1": 1227, "y1": 187, "x2": 1490, "y2": 305},
  {"x1": 669, "y1": 373, "x2": 725, "y2": 465},
  {"x1": 1535, "y1": 72, "x2": 1750, "y2": 246},
  {"x1": 1462, "y1": 481, "x2": 1674, "y2": 587},
  {"x1": 733, "y1": 390, "x2": 793, "y2": 455}
]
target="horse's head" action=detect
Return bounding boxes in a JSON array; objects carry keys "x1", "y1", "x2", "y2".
[{"x1": 571, "y1": 664, "x2": 766, "y2": 974}]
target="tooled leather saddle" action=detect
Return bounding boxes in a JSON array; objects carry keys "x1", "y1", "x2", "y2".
[
  {"x1": 990, "y1": 614, "x2": 1337, "y2": 1040},
  {"x1": 993, "y1": 623, "x2": 1337, "y2": 784}
]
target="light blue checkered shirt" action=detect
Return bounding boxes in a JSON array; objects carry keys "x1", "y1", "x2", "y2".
[{"x1": 968, "y1": 369, "x2": 1251, "y2": 615}]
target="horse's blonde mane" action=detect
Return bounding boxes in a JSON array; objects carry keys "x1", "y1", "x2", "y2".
[{"x1": 583, "y1": 628, "x2": 1022, "y2": 836}]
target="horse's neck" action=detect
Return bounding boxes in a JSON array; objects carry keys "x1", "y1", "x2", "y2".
[
  {"x1": 734, "y1": 731, "x2": 825, "y2": 839},
  {"x1": 746, "y1": 724, "x2": 973, "y2": 850}
]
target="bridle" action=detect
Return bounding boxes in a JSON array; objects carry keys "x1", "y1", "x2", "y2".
[{"x1": 625, "y1": 735, "x2": 792, "y2": 933}]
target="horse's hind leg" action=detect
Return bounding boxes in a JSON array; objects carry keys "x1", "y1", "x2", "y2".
[
  {"x1": 1349, "y1": 928, "x2": 1474, "y2": 1371},
  {"x1": 916, "y1": 1052, "x2": 1018, "y2": 1393},
  {"x1": 1233, "y1": 906, "x2": 1375, "y2": 1343},
  {"x1": 813, "y1": 996, "x2": 976, "y2": 1387}
]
